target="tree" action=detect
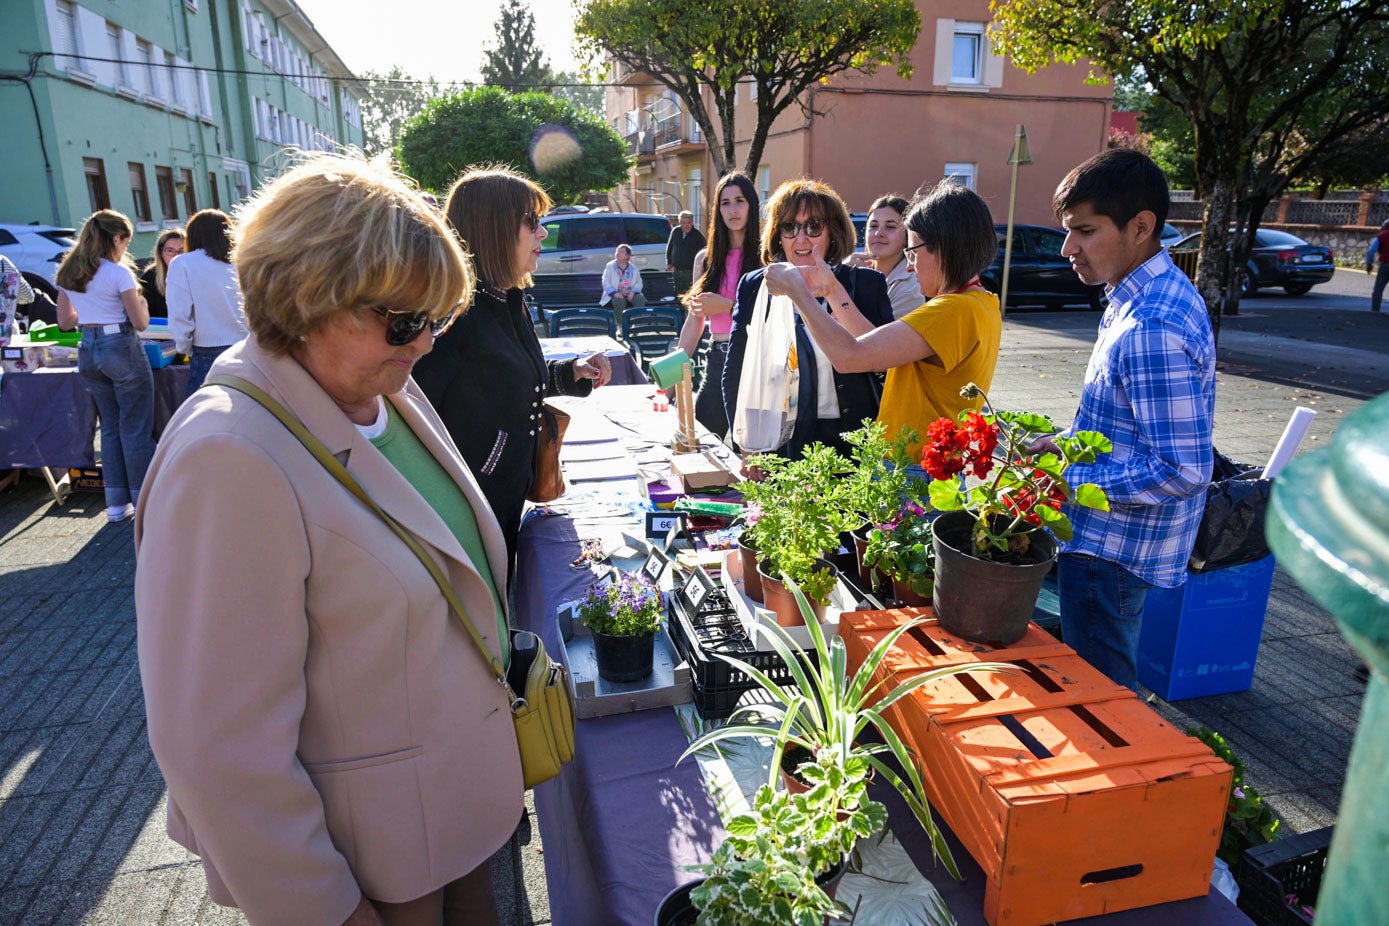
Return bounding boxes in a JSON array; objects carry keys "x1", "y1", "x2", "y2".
[
  {"x1": 481, "y1": 0, "x2": 555, "y2": 91},
  {"x1": 992, "y1": 0, "x2": 1389, "y2": 331},
  {"x1": 574, "y1": 0, "x2": 920, "y2": 178},
  {"x1": 396, "y1": 86, "x2": 629, "y2": 203},
  {"x1": 550, "y1": 70, "x2": 605, "y2": 119},
  {"x1": 359, "y1": 67, "x2": 441, "y2": 157}
]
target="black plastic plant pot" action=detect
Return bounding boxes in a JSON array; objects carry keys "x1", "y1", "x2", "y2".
[
  {"x1": 653, "y1": 879, "x2": 702, "y2": 926},
  {"x1": 932, "y1": 510, "x2": 1056, "y2": 644},
  {"x1": 592, "y1": 629, "x2": 656, "y2": 682}
]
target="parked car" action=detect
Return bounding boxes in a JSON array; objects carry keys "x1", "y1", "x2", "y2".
[
  {"x1": 0, "y1": 222, "x2": 74, "y2": 297},
  {"x1": 1161, "y1": 223, "x2": 1184, "y2": 248},
  {"x1": 983, "y1": 224, "x2": 1105, "y2": 310},
  {"x1": 535, "y1": 212, "x2": 673, "y2": 276},
  {"x1": 1172, "y1": 228, "x2": 1334, "y2": 296}
]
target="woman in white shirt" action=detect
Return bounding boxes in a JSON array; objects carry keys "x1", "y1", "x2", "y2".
[
  {"x1": 845, "y1": 194, "x2": 926, "y2": 319},
  {"x1": 599, "y1": 243, "x2": 646, "y2": 321},
  {"x1": 55, "y1": 210, "x2": 153, "y2": 522},
  {"x1": 166, "y1": 209, "x2": 248, "y2": 396}
]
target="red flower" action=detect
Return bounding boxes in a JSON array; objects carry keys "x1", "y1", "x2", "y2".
[{"x1": 922, "y1": 419, "x2": 968, "y2": 480}]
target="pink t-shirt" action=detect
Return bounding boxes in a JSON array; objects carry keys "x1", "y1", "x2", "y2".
[{"x1": 708, "y1": 248, "x2": 742, "y2": 337}]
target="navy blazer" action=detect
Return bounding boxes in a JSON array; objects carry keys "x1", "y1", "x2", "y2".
[{"x1": 722, "y1": 264, "x2": 894, "y2": 459}]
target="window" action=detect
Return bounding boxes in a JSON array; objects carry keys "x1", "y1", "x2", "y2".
[
  {"x1": 136, "y1": 40, "x2": 156, "y2": 97},
  {"x1": 688, "y1": 170, "x2": 701, "y2": 226},
  {"x1": 623, "y1": 217, "x2": 673, "y2": 247},
  {"x1": 208, "y1": 171, "x2": 221, "y2": 209},
  {"x1": 1030, "y1": 228, "x2": 1066, "y2": 257},
  {"x1": 107, "y1": 22, "x2": 132, "y2": 88},
  {"x1": 197, "y1": 70, "x2": 212, "y2": 116},
  {"x1": 944, "y1": 162, "x2": 977, "y2": 190},
  {"x1": 127, "y1": 163, "x2": 151, "y2": 222},
  {"x1": 53, "y1": 1, "x2": 83, "y2": 72},
  {"x1": 180, "y1": 169, "x2": 197, "y2": 215},
  {"x1": 155, "y1": 166, "x2": 178, "y2": 220},
  {"x1": 952, "y1": 23, "x2": 985, "y2": 83},
  {"x1": 757, "y1": 166, "x2": 771, "y2": 209},
  {"x1": 84, "y1": 158, "x2": 111, "y2": 212},
  {"x1": 166, "y1": 53, "x2": 185, "y2": 107}
]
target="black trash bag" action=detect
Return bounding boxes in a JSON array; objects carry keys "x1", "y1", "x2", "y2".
[{"x1": 1188, "y1": 451, "x2": 1272, "y2": 574}]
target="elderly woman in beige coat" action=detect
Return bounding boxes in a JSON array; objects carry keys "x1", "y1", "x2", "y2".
[{"x1": 134, "y1": 154, "x2": 520, "y2": 926}]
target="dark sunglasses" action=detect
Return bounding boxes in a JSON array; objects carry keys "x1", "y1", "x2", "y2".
[
  {"x1": 778, "y1": 218, "x2": 826, "y2": 239},
  {"x1": 370, "y1": 303, "x2": 462, "y2": 346},
  {"x1": 522, "y1": 211, "x2": 540, "y2": 232}
]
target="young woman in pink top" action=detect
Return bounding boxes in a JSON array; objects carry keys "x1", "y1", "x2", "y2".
[{"x1": 677, "y1": 172, "x2": 763, "y2": 439}]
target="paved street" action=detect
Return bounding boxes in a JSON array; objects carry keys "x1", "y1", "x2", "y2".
[{"x1": 0, "y1": 268, "x2": 1383, "y2": 924}]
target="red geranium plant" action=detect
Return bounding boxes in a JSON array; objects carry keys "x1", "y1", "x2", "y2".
[{"x1": 924, "y1": 384, "x2": 1112, "y2": 561}]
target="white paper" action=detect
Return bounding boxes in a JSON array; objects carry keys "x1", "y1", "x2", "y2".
[{"x1": 1261, "y1": 406, "x2": 1316, "y2": 480}]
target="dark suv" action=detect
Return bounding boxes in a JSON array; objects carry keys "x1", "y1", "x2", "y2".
[{"x1": 983, "y1": 224, "x2": 1105, "y2": 310}]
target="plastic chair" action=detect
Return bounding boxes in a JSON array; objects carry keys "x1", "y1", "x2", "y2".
[
  {"x1": 620, "y1": 305, "x2": 684, "y2": 372},
  {"x1": 548, "y1": 307, "x2": 617, "y2": 339}
]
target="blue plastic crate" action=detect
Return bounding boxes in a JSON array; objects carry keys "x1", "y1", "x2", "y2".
[
  {"x1": 1138, "y1": 555, "x2": 1276, "y2": 700},
  {"x1": 143, "y1": 339, "x2": 176, "y2": 368}
]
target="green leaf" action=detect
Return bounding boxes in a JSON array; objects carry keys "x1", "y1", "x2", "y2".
[
  {"x1": 929, "y1": 480, "x2": 965, "y2": 510},
  {"x1": 1073, "y1": 483, "x2": 1109, "y2": 511}
]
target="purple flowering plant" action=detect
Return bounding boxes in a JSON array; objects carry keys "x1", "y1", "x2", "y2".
[
  {"x1": 578, "y1": 572, "x2": 665, "y2": 637},
  {"x1": 863, "y1": 502, "x2": 935, "y2": 596}
]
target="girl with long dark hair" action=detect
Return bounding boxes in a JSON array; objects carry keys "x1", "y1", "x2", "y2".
[{"x1": 676, "y1": 171, "x2": 762, "y2": 438}]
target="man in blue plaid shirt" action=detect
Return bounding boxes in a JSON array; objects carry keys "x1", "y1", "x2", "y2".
[{"x1": 1042, "y1": 149, "x2": 1216, "y2": 691}]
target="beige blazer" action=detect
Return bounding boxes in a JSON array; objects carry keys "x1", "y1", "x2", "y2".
[{"x1": 134, "y1": 336, "x2": 523, "y2": 926}]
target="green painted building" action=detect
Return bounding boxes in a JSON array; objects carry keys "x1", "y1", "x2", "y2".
[{"x1": 1, "y1": 0, "x2": 365, "y2": 256}]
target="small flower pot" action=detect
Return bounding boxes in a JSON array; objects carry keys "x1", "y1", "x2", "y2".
[
  {"x1": 779, "y1": 743, "x2": 814, "y2": 794},
  {"x1": 737, "y1": 533, "x2": 763, "y2": 602},
  {"x1": 592, "y1": 629, "x2": 657, "y2": 683},
  {"x1": 653, "y1": 879, "x2": 701, "y2": 926},
  {"x1": 851, "y1": 527, "x2": 881, "y2": 592},
  {"x1": 890, "y1": 575, "x2": 933, "y2": 608},
  {"x1": 817, "y1": 855, "x2": 850, "y2": 901},
  {"x1": 758, "y1": 558, "x2": 834, "y2": 627},
  {"x1": 932, "y1": 510, "x2": 1056, "y2": 644}
]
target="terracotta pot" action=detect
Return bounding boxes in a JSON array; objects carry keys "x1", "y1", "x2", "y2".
[
  {"x1": 737, "y1": 534, "x2": 763, "y2": 602},
  {"x1": 890, "y1": 576, "x2": 933, "y2": 608},
  {"x1": 758, "y1": 559, "x2": 834, "y2": 627},
  {"x1": 592, "y1": 629, "x2": 656, "y2": 682},
  {"x1": 778, "y1": 743, "x2": 814, "y2": 795},
  {"x1": 931, "y1": 510, "x2": 1057, "y2": 644}
]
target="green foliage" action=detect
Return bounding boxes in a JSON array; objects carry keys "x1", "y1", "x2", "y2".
[
  {"x1": 549, "y1": 71, "x2": 605, "y2": 119},
  {"x1": 574, "y1": 0, "x2": 921, "y2": 176},
  {"x1": 396, "y1": 86, "x2": 629, "y2": 202},
  {"x1": 576, "y1": 572, "x2": 664, "y2": 636},
  {"x1": 863, "y1": 507, "x2": 935, "y2": 596},
  {"x1": 682, "y1": 579, "x2": 1015, "y2": 881},
  {"x1": 1191, "y1": 727, "x2": 1281, "y2": 865},
  {"x1": 358, "y1": 67, "x2": 442, "y2": 158},
  {"x1": 689, "y1": 762, "x2": 882, "y2": 926},
  {"x1": 481, "y1": 0, "x2": 554, "y2": 90},
  {"x1": 841, "y1": 420, "x2": 928, "y2": 528}
]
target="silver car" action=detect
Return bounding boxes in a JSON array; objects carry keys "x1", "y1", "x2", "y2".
[
  {"x1": 0, "y1": 223, "x2": 75, "y2": 296},
  {"x1": 535, "y1": 212, "x2": 672, "y2": 276}
]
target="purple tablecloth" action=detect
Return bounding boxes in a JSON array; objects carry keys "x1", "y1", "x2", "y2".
[{"x1": 539, "y1": 336, "x2": 647, "y2": 386}]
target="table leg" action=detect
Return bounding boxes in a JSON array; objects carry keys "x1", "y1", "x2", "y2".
[{"x1": 40, "y1": 467, "x2": 70, "y2": 505}]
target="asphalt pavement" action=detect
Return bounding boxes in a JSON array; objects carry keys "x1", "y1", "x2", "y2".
[{"x1": 0, "y1": 268, "x2": 1382, "y2": 925}]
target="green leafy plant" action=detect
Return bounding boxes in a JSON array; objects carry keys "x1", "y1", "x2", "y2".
[
  {"x1": 737, "y1": 444, "x2": 852, "y2": 604},
  {"x1": 924, "y1": 384, "x2": 1111, "y2": 563},
  {"x1": 688, "y1": 755, "x2": 884, "y2": 926},
  {"x1": 863, "y1": 503, "x2": 936, "y2": 596},
  {"x1": 1191, "y1": 726, "x2": 1281, "y2": 865},
  {"x1": 577, "y1": 572, "x2": 664, "y2": 637},
  {"x1": 841, "y1": 420, "x2": 928, "y2": 529},
  {"x1": 681, "y1": 577, "x2": 1012, "y2": 880}
]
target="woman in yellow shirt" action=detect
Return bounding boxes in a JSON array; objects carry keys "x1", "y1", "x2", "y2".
[{"x1": 764, "y1": 181, "x2": 1001, "y2": 457}]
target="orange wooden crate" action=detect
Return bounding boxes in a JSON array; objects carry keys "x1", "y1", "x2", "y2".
[{"x1": 842, "y1": 608, "x2": 1232, "y2": 926}]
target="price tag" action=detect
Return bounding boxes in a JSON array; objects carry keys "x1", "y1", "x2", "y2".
[
  {"x1": 643, "y1": 546, "x2": 671, "y2": 583},
  {"x1": 681, "y1": 567, "x2": 715, "y2": 612},
  {"x1": 645, "y1": 510, "x2": 686, "y2": 541}
]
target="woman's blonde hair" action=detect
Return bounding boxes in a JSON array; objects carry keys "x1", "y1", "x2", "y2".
[
  {"x1": 444, "y1": 167, "x2": 553, "y2": 291},
  {"x1": 152, "y1": 228, "x2": 185, "y2": 295},
  {"x1": 234, "y1": 153, "x2": 473, "y2": 355},
  {"x1": 759, "y1": 179, "x2": 856, "y2": 265},
  {"x1": 56, "y1": 209, "x2": 135, "y2": 292}
]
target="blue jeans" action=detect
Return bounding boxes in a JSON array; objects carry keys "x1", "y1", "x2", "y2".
[
  {"x1": 1057, "y1": 552, "x2": 1154, "y2": 691},
  {"x1": 78, "y1": 325, "x2": 154, "y2": 509},
  {"x1": 186, "y1": 344, "x2": 231, "y2": 397}
]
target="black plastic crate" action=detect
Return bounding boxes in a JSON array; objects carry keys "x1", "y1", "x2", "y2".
[
  {"x1": 1236, "y1": 827, "x2": 1332, "y2": 926},
  {"x1": 667, "y1": 601, "x2": 803, "y2": 720}
]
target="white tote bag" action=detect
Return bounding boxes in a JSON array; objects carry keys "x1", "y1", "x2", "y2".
[{"x1": 732, "y1": 280, "x2": 800, "y2": 452}]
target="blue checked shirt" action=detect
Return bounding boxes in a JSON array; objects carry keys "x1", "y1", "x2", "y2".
[{"x1": 1060, "y1": 249, "x2": 1216, "y2": 588}]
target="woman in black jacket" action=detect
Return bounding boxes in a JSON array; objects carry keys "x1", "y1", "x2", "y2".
[
  {"x1": 414, "y1": 168, "x2": 611, "y2": 560},
  {"x1": 722, "y1": 179, "x2": 894, "y2": 460}
]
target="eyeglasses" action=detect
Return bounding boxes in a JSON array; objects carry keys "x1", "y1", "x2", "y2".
[
  {"x1": 777, "y1": 219, "x2": 826, "y2": 239},
  {"x1": 370, "y1": 303, "x2": 462, "y2": 346},
  {"x1": 161, "y1": 247, "x2": 184, "y2": 257},
  {"x1": 522, "y1": 211, "x2": 540, "y2": 232},
  {"x1": 903, "y1": 242, "x2": 930, "y2": 267}
]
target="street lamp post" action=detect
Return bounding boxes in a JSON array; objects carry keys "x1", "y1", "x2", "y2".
[{"x1": 999, "y1": 125, "x2": 1033, "y2": 319}]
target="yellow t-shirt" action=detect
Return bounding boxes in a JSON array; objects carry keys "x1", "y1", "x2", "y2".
[{"x1": 877, "y1": 288, "x2": 1002, "y2": 458}]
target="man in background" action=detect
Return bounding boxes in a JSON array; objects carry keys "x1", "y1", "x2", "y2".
[
  {"x1": 1366, "y1": 218, "x2": 1389, "y2": 313},
  {"x1": 666, "y1": 210, "x2": 706, "y2": 296}
]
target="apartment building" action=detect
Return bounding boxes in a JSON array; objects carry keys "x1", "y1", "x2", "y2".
[
  {"x1": 605, "y1": 0, "x2": 1110, "y2": 229},
  {"x1": 1, "y1": 0, "x2": 364, "y2": 254}
]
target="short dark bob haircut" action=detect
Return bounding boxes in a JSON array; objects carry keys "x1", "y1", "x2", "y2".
[{"x1": 903, "y1": 181, "x2": 997, "y2": 293}]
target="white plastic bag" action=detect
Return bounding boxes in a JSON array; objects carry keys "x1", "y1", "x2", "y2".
[{"x1": 732, "y1": 280, "x2": 799, "y2": 452}]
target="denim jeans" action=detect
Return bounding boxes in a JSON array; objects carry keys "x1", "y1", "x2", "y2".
[
  {"x1": 78, "y1": 325, "x2": 154, "y2": 509},
  {"x1": 185, "y1": 344, "x2": 231, "y2": 397},
  {"x1": 1372, "y1": 262, "x2": 1388, "y2": 313},
  {"x1": 694, "y1": 339, "x2": 729, "y2": 439},
  {"x1": 1057, "y1": 552, "x2": 1154, "y2": 691}
]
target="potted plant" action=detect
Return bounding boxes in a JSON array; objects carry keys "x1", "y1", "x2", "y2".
[
  {"x1": 741, "y1": 444, "x2": 851, "y2": 625},
  {"x1": 1190, "y1": 726, "x2": 1280, "y2": 866},
  {"x1": 680, "y1": 578, "x2": 1012, "y2": 882},
  {"x1": 661, "y1": 755, "x2": 884, "y2": 926},
  {"x1": 577, "y1": 572, "x2": 665, "y2": 682},
  {"x1": 841, "y1": 421, "x2": 928, "y2": 589},
  {"x1": 862, "y1": 502, "x2": 936, "y2": 606},
  {"x1": 924, "y1": 383, "x2": 1111, "y2": 644}
]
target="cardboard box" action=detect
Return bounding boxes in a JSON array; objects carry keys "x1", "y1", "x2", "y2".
[
  {"x1": 1137, "y1": 555, "x2": 1276, "y2": 700},
  {"x1": 67, "y1": 467, "x2": 104, "y2": 492},
  {"x1": 842, "y1": 609, "x2": 1231, "y2": 926},
  {"x1": 669, "y1": 451, "x2": 736, "y2": 493}
]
